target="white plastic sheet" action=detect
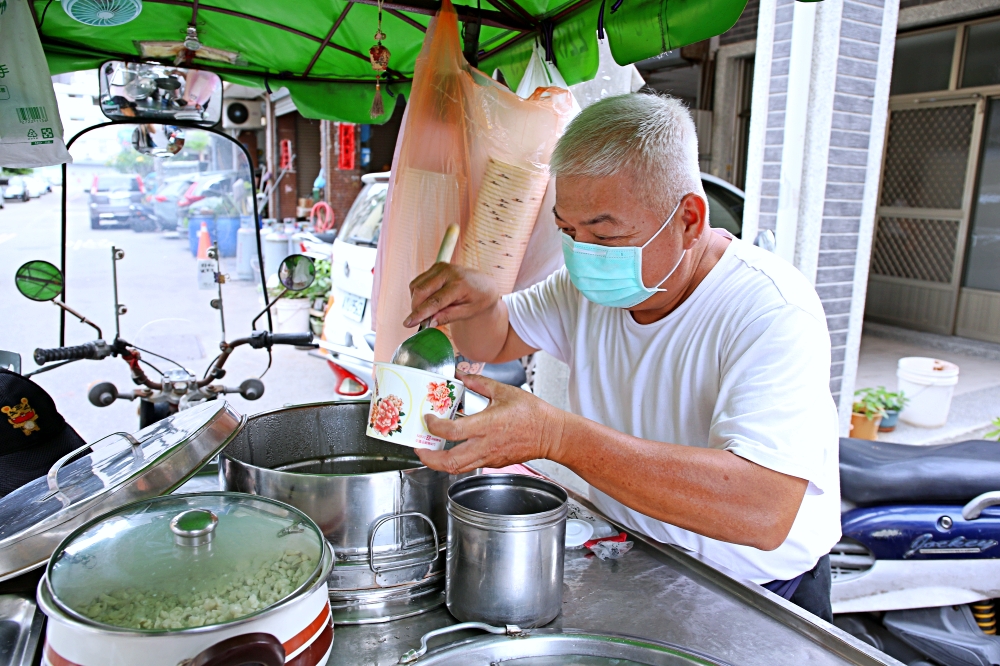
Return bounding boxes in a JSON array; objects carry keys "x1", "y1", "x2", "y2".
[{"x1": 0, "y1": 0, "x2": 72, "y2": 167}]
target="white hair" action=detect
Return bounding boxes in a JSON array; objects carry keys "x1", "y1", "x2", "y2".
[{"x1": 550, "y1": 93, "x2": 705, "y2": 214}]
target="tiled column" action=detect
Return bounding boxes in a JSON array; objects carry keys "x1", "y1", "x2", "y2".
[{"x1": 742, "y1": 0, "x2": 900, "y2": 432}]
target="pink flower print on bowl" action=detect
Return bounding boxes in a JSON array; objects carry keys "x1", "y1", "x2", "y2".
[
  {"x1": 370, "y1": 394, "x2": 405, "y2": 436},
  {"x1": 426, "y1": 380, "x2": 457, "y2": 416}
]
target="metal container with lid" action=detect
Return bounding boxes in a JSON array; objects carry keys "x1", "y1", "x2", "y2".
[
  {"x1": 38, "y1": 492, "x2": 334, "y2": 666},
  {"x1": 0, "y1": 400, "x2": 244, "y2": 582},
  {"x1": 446, "y1": 474, "x2": 568, "y2": 628},
  {"x1": 220, "y1": 401, "x2": 454, "y2": 624},
  {"x1": 397, "y1": 624, "x2": 733, "y2": 665}
]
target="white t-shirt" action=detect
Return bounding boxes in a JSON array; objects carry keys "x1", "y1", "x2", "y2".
[{"x1": 504, "y1": 239, "x2": 842, "y2": 584}]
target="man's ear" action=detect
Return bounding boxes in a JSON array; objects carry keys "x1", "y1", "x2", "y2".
[{"x1": 680, "y1": 193, "x2": 708, "y2": 249}]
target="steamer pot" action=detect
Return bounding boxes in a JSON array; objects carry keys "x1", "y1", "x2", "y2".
[
  {"x1": 37, "y1": 492, "x2": 333, "y2": 666},
  {"x1": 219, "y1": 401, "x2": 453, "y2": 623}
]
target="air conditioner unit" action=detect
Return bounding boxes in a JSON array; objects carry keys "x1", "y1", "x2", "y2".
[{"x1": 222, "y1": 99, "x2": 263, "y2": 130}]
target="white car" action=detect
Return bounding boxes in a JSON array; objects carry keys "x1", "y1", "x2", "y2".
[
  {"x1": 3, "y1": 176, "x2": 31, "y2": 202},
  {"x1": 319, "y1": 172, "x2": 746, "y2": 398}
]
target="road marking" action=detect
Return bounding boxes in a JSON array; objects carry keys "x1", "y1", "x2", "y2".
[{"x1": 0, "y1": 233, "x2": 15, "y2": 245}]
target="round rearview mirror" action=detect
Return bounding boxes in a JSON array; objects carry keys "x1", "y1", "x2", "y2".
[
  {"x1": 277, "y1": 255, "x2": 316, "y2": 292},
  {"x1": 15, "y1": 260, "x2": 64, "y2": 301}
]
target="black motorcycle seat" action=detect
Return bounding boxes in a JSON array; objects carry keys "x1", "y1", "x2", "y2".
[{"x1": 840, "y1": 437, "x2": 1000, "y2": 506}]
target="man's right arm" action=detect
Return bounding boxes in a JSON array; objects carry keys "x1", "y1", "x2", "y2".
[{"x1": 405, "y1": 263, "x2": 536, "y2": 364}]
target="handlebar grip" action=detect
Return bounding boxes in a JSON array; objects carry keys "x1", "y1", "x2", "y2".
[
  {"x1": 34, "y1": 341, "x2": 104, "y2": 365},
  {"x1": 269, "y1": 333, "x2": 314, "y2": 346}
]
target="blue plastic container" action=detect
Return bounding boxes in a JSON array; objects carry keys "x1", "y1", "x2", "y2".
[
  {"x1": 216, "y1": 217, "x2": 240, "y2": 257},
  {"x1": 188, "y1": 215, "x2": 216, "y2": 256}
]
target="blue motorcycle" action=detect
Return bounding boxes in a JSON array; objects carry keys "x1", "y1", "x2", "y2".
[{"x1": 833, "y1": 436, "x2": 1000, "y2": 666}]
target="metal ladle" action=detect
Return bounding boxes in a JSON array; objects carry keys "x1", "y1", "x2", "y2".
[{"x1": 391, "y1": 224, "x2": 461, "y2": 378}]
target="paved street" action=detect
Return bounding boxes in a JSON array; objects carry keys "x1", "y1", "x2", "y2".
[{"x1": 1, "y1": 186, "x2": 340, "y2": 441}]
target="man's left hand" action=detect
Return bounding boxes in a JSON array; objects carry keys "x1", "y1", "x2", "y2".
[{"x1": 416, "y1": 372, "x2": 566, "y2": 474}]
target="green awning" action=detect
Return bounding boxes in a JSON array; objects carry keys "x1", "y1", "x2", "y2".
[{"x1": 35, "y1": 0, "x2": 748, "y2": 124}]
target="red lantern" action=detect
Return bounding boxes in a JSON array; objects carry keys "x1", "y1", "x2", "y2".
[{"x1": 338, "y1": 123, "x2": 356, "y2": 171}]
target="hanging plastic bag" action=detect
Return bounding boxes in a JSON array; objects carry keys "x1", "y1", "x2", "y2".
[
  {"x1": 570, "y1": 36, "x2": 646, "y2": 110},
  {"x1": 371, "y1": 0, "x2": 574, "y2": 364},
  {"x1": 0, "y1": 0, "x2": 72, "y2": 167}
]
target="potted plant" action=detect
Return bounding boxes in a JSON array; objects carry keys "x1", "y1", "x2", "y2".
[
  {"x1": 872, "y1": 386, "x2": 908, "y2": 432},
  {"x1": 987, "y1": 417, "x2": 1000, "y2": 442},
  {"x1": 852, "y1": 388, "x2": 886, "y2": 440}
]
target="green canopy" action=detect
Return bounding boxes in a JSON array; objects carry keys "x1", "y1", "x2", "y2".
[{"x1": 34, "y1": 0, "x2": 748, "y2": 124}]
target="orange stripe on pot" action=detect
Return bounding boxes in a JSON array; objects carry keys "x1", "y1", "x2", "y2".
[
  {"x1": 44, "y1": 643, "x2": 83, "y2": 666},
  {"x1": 287, "y1": 622, "x2": 333, "y2": 666},
  {"x1": 283, "y1": 603, "x2": 331, "y2": 658}
]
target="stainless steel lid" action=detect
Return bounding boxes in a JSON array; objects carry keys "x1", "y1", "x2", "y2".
[
  {"x1": 0, "y1": 400, "x2": 244, "y2": 581},
  {"x1": 45, "y1": 492, "x2": 326, "y2": 632}
]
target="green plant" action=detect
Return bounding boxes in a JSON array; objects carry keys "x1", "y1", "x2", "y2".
[
  {"x1": 986, "y1": 417, "x2": 1000, "y2": 442},
  {"x1": 861, "y1": 386, "x2": 908, "y2": 412},
  {"x1": 853, "y1": 388, "x2": 886, "y2": 421}
]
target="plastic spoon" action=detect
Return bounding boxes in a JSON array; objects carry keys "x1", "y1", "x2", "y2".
[{"x1": 391, "y1": 224, "x2": 460, "y2": 378}]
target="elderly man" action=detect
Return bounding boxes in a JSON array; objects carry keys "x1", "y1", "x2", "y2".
[{"x1": 404, "y1": 93, "x2": 841, "y2": 620}]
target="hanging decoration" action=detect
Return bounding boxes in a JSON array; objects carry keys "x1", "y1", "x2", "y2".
[
  {"x1": 338, "y1": 123, "x2": 356, "y2": 171},
  {"x1": 368, "y1": 0, "x2": 391, "y2": 119}
]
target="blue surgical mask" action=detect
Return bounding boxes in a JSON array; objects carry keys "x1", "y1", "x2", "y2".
[{"x1": 561, "y1": 198, "x2": 687, "y2": 309}]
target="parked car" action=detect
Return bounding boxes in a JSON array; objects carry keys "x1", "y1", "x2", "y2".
[
  {"x1": 89, "y1": 173, "x2": 145, "y2": 229},
  {"x1": 3, "y1": 176, "x2": 32, "y2": 202},
  {"x1": 147, "y1": 174, "x2": 197, "y2": 230},
  {"x1": 25, "y1": 175, "x2": 52, "y2": 195},
  {"x1": 176, "y1": 171, "x2": 239, "y2": 212},
  {"x1": 319, "y1": 171, "x2": 747, "y2": 397}
]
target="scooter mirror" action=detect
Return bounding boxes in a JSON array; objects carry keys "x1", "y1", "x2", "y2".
[
  {"x1": 14, "y1": 260, "x2": 64, "y2": 302},
  {"x1": 99, "y1": 61, "x2": 223, "y2": 128},
  {"x1": 277, "y1": 255, "x2": 316, "y2": 292}
]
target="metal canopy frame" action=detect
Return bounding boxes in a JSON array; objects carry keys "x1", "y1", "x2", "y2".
[{"x1": 35, "y1": 0, "x2": 544, "y2": 84}]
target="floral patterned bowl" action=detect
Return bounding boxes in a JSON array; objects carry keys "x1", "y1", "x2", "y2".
[{"x1": 367, "y1": 362, "x2": 466, "y2": 450}]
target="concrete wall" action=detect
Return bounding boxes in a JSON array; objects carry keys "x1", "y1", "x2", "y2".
[{"x1": 742, "y1": 0, "x2": 900, "y2": 431}]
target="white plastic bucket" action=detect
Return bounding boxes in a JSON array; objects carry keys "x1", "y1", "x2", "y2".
[
  {"x1": 274, "y1": 298, "x2": 311, "y2": 333},
  {"x1": 897, "y1": 357, "x2": 960, "y2": 428}
]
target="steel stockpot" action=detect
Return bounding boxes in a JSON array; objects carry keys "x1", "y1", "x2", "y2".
[
  {"x1": 446, "y1": 474, "x2": 568, "y2": 627},
  {"x1": 37, "y1": 492, "x2": 334, "y2": 666},
  {"x1": 219, "y1": 401, "x2": 452, "y2": 623}
]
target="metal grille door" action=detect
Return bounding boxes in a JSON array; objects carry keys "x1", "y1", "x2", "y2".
[{"x1": 866, "y1": 100, "x2": 985, "y2": 334}]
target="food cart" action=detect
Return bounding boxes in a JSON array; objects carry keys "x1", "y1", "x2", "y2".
[{"x1": 0, "y1": 1, "x2": 905, "y2": 663}]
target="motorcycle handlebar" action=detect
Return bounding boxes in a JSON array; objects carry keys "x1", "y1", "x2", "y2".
[
  {"x1": 268, "y1": 333, "x2": 314, "y2": 347},
  {"x1": 34, "y1": 340, "x2": 110, "y2": 365}
]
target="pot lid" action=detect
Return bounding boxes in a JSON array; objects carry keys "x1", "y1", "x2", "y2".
[
  {"x1": 46, "y1": 492, "x2": 325, "y2": 632},
  {"x1": 0, "y1": 400, "x2": 244, "y2": 581}
]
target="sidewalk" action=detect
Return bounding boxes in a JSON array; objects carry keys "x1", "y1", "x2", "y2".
[{"x1": 856, "y1": 323, "x2": 1000, "y2": 445}]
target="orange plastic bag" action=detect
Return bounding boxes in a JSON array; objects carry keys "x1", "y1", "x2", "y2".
[{"x1": 371, "y1": 0, "x2": 574, "y2": 364}]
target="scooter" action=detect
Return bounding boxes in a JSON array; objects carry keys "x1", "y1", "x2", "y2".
[
  {"x1": 13, "y1": 247, "x2": 316, "y2": 428},
  {"x1": 832, "y1": 436, "x2": 1000, "y2": 666}
]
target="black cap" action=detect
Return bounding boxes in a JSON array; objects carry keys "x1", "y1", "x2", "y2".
[{"x1": 0, "y1": 369, "x2": 86, "y2": 497}]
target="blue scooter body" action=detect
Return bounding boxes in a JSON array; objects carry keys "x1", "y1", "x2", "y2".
[{"x1": 843, "y1": 505, "x2": 1000, "y2": 560}]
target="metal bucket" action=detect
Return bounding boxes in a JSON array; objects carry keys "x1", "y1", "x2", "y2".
[
  {"x1": 446, "y1": 474, "x2": 568, "y2": 627},
  {"x1": 219, "y1": 401, "x2": 451, "y2": 624}
]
